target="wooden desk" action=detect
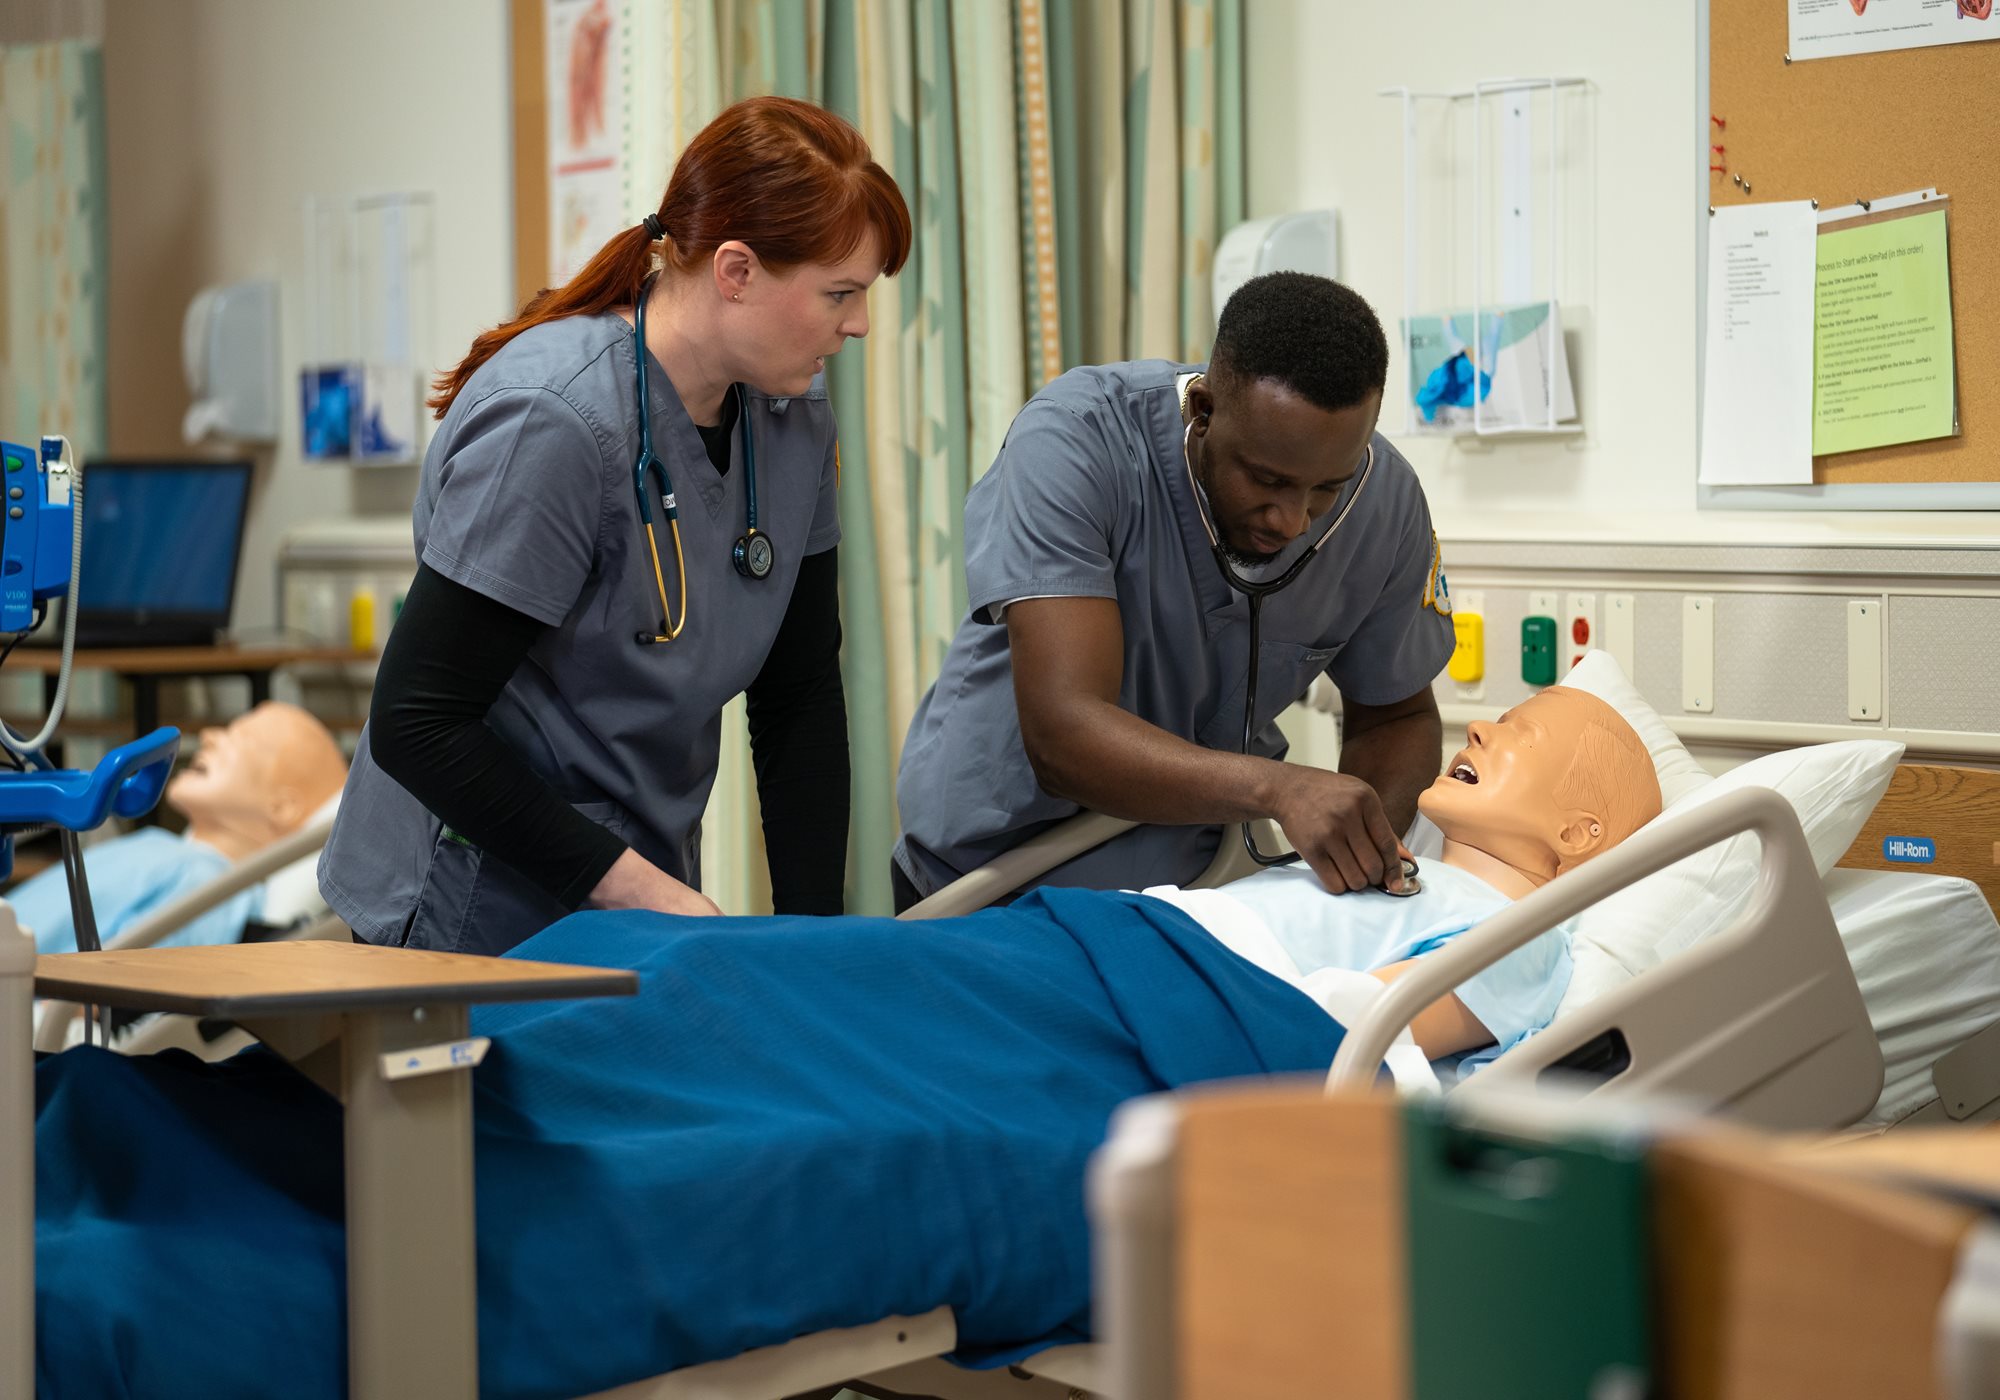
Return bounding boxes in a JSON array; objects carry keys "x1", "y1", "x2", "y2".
[
  {"x1": 9, "y1": 644, "x2": 370, "y2": 740},
  {"x1": 5, "y1": 938, "x2": 637, "y2": 1400}
]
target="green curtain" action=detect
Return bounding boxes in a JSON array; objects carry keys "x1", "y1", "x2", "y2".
[
  {"x1": 0, "y1": 40, "x2": 107, "y2": 457},
  {"x1": 641, "y1": 0, "x2": 1243, "y2": 915}
]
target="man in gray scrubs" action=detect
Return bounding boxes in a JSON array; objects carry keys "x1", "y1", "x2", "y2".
[{"x1": 893, "y1": 273, "x2": 1454, "y2": 909}]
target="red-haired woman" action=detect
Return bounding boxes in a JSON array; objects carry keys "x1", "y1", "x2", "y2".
[{"x1": 320, "y1": 97, "x2": 911, "y2": 956}]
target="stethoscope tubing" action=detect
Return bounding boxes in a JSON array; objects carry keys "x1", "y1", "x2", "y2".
[
  {"x1": 631, "y1": 276, "x2": 766, "y2": 645},
  {"x1": 1180, "y1": 412, "x2": 1409, "y2": 889}
]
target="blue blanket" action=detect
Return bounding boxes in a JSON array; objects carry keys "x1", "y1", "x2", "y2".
[{"x1": 35, "y1": 888, "x2": 1344, "y2": 1399}]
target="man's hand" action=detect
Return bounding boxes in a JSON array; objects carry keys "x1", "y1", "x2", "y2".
[
  {"x1": 1008, "y1": 598, "x2": 1419, "y2": 893},
  {"x1": 1270, "y1": 767, "x2": 1408, "y2": 894}
]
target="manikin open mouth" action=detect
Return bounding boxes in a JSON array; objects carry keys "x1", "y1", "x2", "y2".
[{"x1": 1449, "y1": 761, "x2": 1479, "y2": 784}]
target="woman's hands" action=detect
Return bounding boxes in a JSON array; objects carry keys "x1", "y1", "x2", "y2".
[{"x1": 589, "y1": 847, "x2": 723, "y2": 917}]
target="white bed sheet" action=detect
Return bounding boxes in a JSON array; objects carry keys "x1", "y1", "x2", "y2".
[{"x1": 1821, "y1": 867, "x2": 2000, "y2": 1130}]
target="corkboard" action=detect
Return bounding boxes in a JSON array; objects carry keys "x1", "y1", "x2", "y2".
[
  {"x1": 510, "y1": 0, "x2": 549, "y2": 314},
  {"x1": 1708, "y1": 2, "x2": 2000, "y2": 485}
]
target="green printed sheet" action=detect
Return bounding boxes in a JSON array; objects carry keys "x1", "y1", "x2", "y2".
[{"x1": 1813, "y1": 207, "x2": 1956, "y2": 456}]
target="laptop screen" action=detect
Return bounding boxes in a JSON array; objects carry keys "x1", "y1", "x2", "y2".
[{"x1": 78, "y1": 461, "x2": 252, "y2": 624}]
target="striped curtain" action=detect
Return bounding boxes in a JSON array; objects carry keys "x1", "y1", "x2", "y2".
[
  {"x1": 0, "y1": 40, "x2": 107, "y2": 457},
  {"x1": 636, "y1": 0, "x2": 1244, "y2": 915}
]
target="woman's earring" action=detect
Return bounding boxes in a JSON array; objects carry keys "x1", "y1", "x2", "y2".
[{"x1": 731, "y1": 292, "x2": 742, "y2": 302}]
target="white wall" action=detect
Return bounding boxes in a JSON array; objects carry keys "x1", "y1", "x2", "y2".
[
  {"x1": 1243, "y1": 1, "x2": 2000, "y2": 548},
  {"x1": 102, "y1": 0, "x2": 514, "y2": 632}
]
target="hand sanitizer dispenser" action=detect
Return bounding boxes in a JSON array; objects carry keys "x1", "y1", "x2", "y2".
[{"x1": 182, "y1": 281, "x2": 279, "y2": 446}]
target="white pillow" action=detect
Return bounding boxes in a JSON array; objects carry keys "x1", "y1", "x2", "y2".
[
  {"x1": 1558, "y1": 651, "x2": 1713, "y2": 807},
  {"x1": 1558, "y1": 737, "x2": 1905, "y2": 1013},
  {"x1": 257, "y1": 791, "x2": 343, "y2": 927}
]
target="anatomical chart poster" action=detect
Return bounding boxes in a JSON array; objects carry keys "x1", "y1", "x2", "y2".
[
  {"x1": 1789, "y1": 0, "x2": 1995, "y2": 62},
  {"x1": 547, "y1": 0, "x2": 629, "y2": 283}
]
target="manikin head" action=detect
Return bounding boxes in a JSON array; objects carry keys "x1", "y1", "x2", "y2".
[
  {"x1": 1185, "y1": 272, "x2": 1388, "y2": 566},
  {"x1": 165, "y1": 703, "x2": 348, "y2": 862},
  {"x1": 1418, "y1": 687, "x2": 1663, "y2": 896}
]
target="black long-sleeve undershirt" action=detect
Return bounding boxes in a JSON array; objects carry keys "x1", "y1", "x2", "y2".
[
  {"x1": 367, "y1": 545, "x2": 850, "y2": 915},
  {"x1": 745, "y1": 547, "x2": 849, "y2": 914},
  {"x1": 367, "y1": 565, "x2": 625, "y2": 908}
]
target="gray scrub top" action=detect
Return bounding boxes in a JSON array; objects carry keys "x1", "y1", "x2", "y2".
[
  {"x1": 320, "y1": 311, "x2": 840, "y2": 954},
  {"x1": 893, "y1": 359, "x2": 1453, "y2": 898}
]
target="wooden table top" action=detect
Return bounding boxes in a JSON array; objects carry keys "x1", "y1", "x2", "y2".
[
  {"x1": 34, "y1": 940, "x2": 638, "y2": 1017},
  {"x1": 5, "y1": 644, "x2": 370, "y2": 675}
]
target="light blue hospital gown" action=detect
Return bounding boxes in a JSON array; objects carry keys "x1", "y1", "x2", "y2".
[
  {"x1": 1154, "y1": 860, "x2": 1573, "y2": 1062},
  {"x1": 9, "y1": 828, "x2": 261, "y2": 956}
]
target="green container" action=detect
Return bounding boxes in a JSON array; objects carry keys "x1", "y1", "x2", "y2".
[
  {"x1": 1521, "y1": 615, "x2": 1558, "y2": 686},
  {"x1": 1404, "y1": 1101, "x2": 1651, "y2": 1400}
]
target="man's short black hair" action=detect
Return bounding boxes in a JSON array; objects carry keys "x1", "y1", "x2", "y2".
[{"x1": 1208, "y1": 271, "x2": 1389, "y2": 412}]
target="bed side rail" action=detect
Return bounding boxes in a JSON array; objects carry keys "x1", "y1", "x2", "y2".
[
  {"x1": 899, "y1": 813, "x2": 1139, "y2": 919},
  {"x1": 897, "y1": 815, "x2": 1285, "y2": 920},
  {"x1": 107, "y1": 814, "x2": 337, "y2": 953},
  {"x1": 1330, "y1": 788, "x2": 1883, "y2": 1131}
]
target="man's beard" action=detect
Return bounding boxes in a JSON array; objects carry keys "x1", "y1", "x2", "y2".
[{"x1": 1218, "y1": 537, "x2": 1281, "y2": 570}]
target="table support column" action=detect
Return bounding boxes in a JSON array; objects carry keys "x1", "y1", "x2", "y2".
[
  {"x1": 1, "y1": 909, "x2": 37, "y2": 1400},
  {"x1": 340, "y1": 1002, "x2": 478, "y2": 1400}
]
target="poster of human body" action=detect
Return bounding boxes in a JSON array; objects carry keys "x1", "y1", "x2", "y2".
[
  {"x1": 1789, "y1": 0, "x2": 1994, "y2": 62},
  {"x1": 546, "y1": 0, "x2": 628, "y2": 283}
]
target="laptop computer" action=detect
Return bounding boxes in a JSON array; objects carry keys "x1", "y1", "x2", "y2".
[{"x1": 32, "y1": 459, "x2": 254, "y2": 649}]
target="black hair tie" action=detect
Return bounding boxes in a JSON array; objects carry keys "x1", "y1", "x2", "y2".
[{"x1": 642, "y1": 213, "x2": 666, "y2": 240}]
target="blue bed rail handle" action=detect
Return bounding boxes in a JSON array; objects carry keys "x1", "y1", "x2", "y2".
[{"x1": 0, "y1": 726, "x2": 181, "y2": 830}]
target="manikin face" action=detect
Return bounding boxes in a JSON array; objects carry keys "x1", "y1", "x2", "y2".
[
  {"x1": 1187, "y1": 375, "x2": 1380, "y2": 565},
  {"x1": 166, "y1": 703, "x2": 342, "y2": 838},
  {"x1": 167, "y1": 706, "x2": 290, "y2": 828},
  {"x1": 730, "y1": 228, "x2": 883, "y2": 399},
  {"x1": 1418, "y1": 687, "x2": 1640, "y2": 879}
]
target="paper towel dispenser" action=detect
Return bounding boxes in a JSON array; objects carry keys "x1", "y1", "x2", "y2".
[
  {"x1": 1211, "y1": 211, "x2": 1339, "y2": 325},
  {"x1": 182, "y1": 281, "x2": 278, "y2": 446}
]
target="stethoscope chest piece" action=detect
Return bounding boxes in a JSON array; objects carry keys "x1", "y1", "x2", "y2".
[
  {"x1": 733, "y1": 530, "x2": 775, "y2": 579},
  {"x1": 1382, "y1": 858, "x2": 1423, "y2": 898}
]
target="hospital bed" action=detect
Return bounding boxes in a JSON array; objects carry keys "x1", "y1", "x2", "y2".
[
  {"x1": 20, "y1": 771, "x2": 1997, "y2": 1400},
  {"x1": 789, "y1": 767, "x2": 1997, "y2": 1400},
  {"x1": 570, "y1": 783, "x2": 1894, "y2": 1400}
]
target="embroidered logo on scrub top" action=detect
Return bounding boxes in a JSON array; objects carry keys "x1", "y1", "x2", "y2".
[{"x1": 1423, "y1": 532, "x2": 1452, "y2": 616}]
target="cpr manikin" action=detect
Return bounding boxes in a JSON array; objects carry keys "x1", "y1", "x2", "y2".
[
  {"x1": 12, "y1": 703, "x2": 350, "y2": 953},
  {"x1": 165, "y1": 702, "x2": 349, "y2": 861},
  {"x1": 1152, "y1": 686, "x2": 1663, "y2": 1063}
]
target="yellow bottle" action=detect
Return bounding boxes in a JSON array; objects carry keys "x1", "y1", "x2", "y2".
[{"x1": 350, "y1": 588, "x2": 377, "y2": 653}]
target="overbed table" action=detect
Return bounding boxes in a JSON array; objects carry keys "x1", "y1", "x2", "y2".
[{"x1": 3, "y1": 936, "x2": 638, "y2": 1399}]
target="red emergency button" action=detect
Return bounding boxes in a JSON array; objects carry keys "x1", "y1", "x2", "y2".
[{"x1": 1571, "y1": 617, "x2": 1591, "y2": 645}]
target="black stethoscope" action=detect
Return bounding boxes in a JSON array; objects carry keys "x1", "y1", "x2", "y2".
[
  {"x1": 1180, "y1": 381, "x2": 1419, "y2": 895},
  {"x1": 632, "y1": 277, "x2": 772, "y2": 646}
]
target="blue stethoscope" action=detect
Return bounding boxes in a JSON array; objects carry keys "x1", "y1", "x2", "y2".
[
  {"x1": 1181, "y1": 380, "x2": 1417, "y2": 894},
  {"x1": 632, "y1": 277, "x2": 772, "y2": 646}
]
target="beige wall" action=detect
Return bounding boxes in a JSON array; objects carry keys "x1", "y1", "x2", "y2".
[{"x1": 103, "y1": 0, "x2": 514, "y2": 630}]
